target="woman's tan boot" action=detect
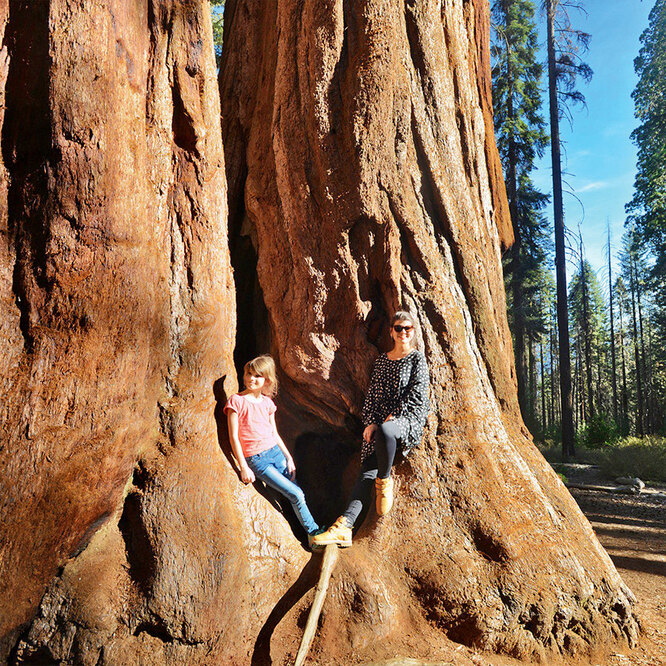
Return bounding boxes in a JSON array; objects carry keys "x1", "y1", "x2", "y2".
[
  {"x1": 375, "y1": 476, "x2": 394, "y2": 515},
  {"x1": 310, "y1": 517, "x2": 352, "y2": 548}
]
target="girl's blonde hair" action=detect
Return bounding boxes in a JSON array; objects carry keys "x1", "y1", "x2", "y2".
[{"x1": 244, "y1": 355, "x2": 278, "y2": 396}]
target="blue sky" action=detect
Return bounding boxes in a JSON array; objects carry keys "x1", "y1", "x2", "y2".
[{"x1": 532, "y1": 0, "x2": 653, "y2": 284}]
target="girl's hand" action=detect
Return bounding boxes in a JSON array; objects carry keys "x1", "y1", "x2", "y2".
[
  {"x1": 286, "y1": 455, "x2": 296, "y2": 479},
  {"x1": 240, "y1": 465, "x2": 255, "y2": 485},
  {"x1": 363, "y1": 424, "x2": 378, "y2": 443}
]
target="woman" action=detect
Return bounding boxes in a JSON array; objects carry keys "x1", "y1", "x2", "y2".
[{"x1": 312, "y1": 311, "x2": 429, "y2": 548}]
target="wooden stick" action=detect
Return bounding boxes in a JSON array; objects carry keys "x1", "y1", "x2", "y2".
[
  {"x1": 566, "y1": 482, "x2": 637, "y2": 493},
  {"x1": 294, "y1": 544, "x2": 339, "y2": 666}
]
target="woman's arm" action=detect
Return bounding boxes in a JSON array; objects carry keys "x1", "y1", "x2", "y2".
[
  {"x1": 361, "y1": 357, "x2": 382, "y2": 427},
  {"x1": 398, "y1": 353, "x2": 430, "y2": 420},
  {"x1": 270, "y1": 413, "x2": 296, "y2": 478},
  {"x1": 227, "y1": 410, "x2": 255, "y2": 484},
  {"x1": 362, "y1": 358, "x2": 383, "y2": 441}
]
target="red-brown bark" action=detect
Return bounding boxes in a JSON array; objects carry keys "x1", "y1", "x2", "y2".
[
  {"x1": 0, "y1": 0, "x2": 639, "y2": 664},
  {"x1": 219, "y1": 0, "x2": 638, "y2": 662},
  {"x1": 0, "y1": 2, "x2": 252, "y2": 663}
]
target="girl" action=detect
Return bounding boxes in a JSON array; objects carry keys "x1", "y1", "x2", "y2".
[
  {"x1": 224, "y1": 355, "x2": 321, "y2": 546},
  {"x1": 312, "y1": 311, "x2": 429, "y2": 548}
]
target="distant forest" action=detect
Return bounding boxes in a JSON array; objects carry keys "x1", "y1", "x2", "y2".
[{"x1": 491, "y1": 0, "x2": 666, "y2": 456}]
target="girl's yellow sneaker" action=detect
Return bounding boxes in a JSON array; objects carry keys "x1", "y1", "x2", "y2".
[{"x1": 310, "y1": 517, "x2": 352, "y2": 548}]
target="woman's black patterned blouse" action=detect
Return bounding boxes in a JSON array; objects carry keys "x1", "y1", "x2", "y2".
[{"x1": 360, "y1": 349, "x2": 430, "y2": 460}]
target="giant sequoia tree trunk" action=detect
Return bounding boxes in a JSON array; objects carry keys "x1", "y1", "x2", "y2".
[
  {"x1": 0, "y1": 2, "x2": 256, "y2": 663},
  {"x1": 220, "y1": 0, "x2": 638, "y2": 662},
  {"x1": 0, "y1": 0, "x2": 639, "y2": 664}
]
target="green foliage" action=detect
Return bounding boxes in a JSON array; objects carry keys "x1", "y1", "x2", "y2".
[
  {"x1": 626, "y1": 0, "x2": 666, "y2": 252},
  {"x1": 568, "y1": 256, "x2": 608, "y2": 420},
  {"x1": 526, "y1": 264, "x2": 555, "y2": 334},
  {"x1": 539, "y1": 437, "x2": 666, "y2": 484},
  {"x1": 569, "y1": 259, "x2": 606, "y2": 340},
  {"x1": 491, "y1": 2, "x2": 666, "y2": 448},
  {"x1": 569, "y1": 259, "x2": 607, "y2": 361},
  {"x1": 550, "y1": 0, "x2": 593, "y2": 116},
  {"x1": 492, "y1": 0, "x2": 552, "y2": 429},
  {"x1": 491, "y1": 0, "x2": 550, "y2": 254},
  {"x1": 626, "y1": 0, "x2": 666, "y2": 435},
  {"x1": 576, "y1": 414, "x2": 619, "y2": 449},
  {"x1": 491, "y1": 0, "x2": 548, "y2": 171},
  {"x1": 619, "y1": 227, "x2": 650, "y2": 303},
  {"x1": 542, "y1": 421, "x2": 562, "y2": 445},
  {"x1": 211, "y1": 0, "x2": 225, "y2": 68},
  {"x1": 612, "y1": 274, "x2": 632, "y2": 435}
]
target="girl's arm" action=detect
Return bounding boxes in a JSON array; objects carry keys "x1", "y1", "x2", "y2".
[
  {"x1": 227, "y1": 410, "x2": 255, "y2": 484},
  {"x1": 270, "y1": 413, "x2": 296, "y2": 478}
]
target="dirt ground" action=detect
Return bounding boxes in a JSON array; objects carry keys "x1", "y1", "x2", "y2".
[{"x1": 564, "y1": 465, "x2": 666, "y2": 666}]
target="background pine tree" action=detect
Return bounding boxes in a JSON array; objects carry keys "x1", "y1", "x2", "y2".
[
  {"x1": 627, "y1": 0, "x2": 666, "y2": 435},
  {"x1": 491, "y1": 0, "x2": 550, "y2": 432}
]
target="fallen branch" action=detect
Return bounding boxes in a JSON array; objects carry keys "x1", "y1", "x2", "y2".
[
  {"x1": 294, "y1": 544, "x2": 339, "y2": 666},
  {"x1": 566, "y1": 482, "x2": 641, "y2": 494},
  {"x1": 566, "y1": 482, "x2": 617, "y2": 492}
]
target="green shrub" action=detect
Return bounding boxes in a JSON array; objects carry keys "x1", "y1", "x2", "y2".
[
  {"x1": 541, "y1": 423, "x2": 562, "y2": 444},
  {"x1": 576, "y1": 414, "x2": 620, "y2": 449}
]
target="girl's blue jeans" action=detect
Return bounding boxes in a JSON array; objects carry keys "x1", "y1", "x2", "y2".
[{"x1": 245, "y1": 445, "x2": 319, "y2": 534}]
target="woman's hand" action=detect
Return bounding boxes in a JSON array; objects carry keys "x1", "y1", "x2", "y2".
[
  {"x1": 285, "y1": 455, "x2": 296, "y2": 479},
  {"x1": 363, "y1": 424, "x2": 379, "y2": 443},
  {"x1": 240, "y1": 464, "x2": 256, "y2": 485}
]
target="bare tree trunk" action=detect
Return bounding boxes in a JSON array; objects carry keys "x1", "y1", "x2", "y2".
[
  {"x1": 546, "y1": 0, "x2": 575, "y2": 458},
  {"x1": 581, "y1": 250, "x2": 595, "y2": 419},
  {"x1": 608, "y1": 229, "x2": 618, "y2": 422},
  {"x1": 629, "y1": 258, "x2": 644, "y2": 435}
]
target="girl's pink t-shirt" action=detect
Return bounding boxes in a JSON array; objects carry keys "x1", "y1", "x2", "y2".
[{"x1": 224, "y1": 393, "x2": 278, "y2": 457}]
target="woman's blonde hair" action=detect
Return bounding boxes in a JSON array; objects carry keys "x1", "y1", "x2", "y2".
[
  {"x1": 244, "y1": 355, "x2": 278, "y2": 396},
  {"x1": 391, "y1": 310, "x2": 418, "y2": 349}
]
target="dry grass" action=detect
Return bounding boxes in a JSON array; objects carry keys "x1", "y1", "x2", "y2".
[{"x1": 538, "y1": 436, "x2": 666, "y2": 484}]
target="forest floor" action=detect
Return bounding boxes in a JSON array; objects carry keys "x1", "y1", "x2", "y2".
[{"x1": 562, "y1": 463, "x2": 666, "y2": 666}]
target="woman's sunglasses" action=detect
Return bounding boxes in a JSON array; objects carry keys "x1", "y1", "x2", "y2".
[{"x1": 393, "y1": 324, "x2": 413, "y2": 333}]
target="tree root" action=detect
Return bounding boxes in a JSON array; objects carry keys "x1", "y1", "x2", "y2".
[{"x1": 294, "y1": 545, "x2": 339, "y2": 666}]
